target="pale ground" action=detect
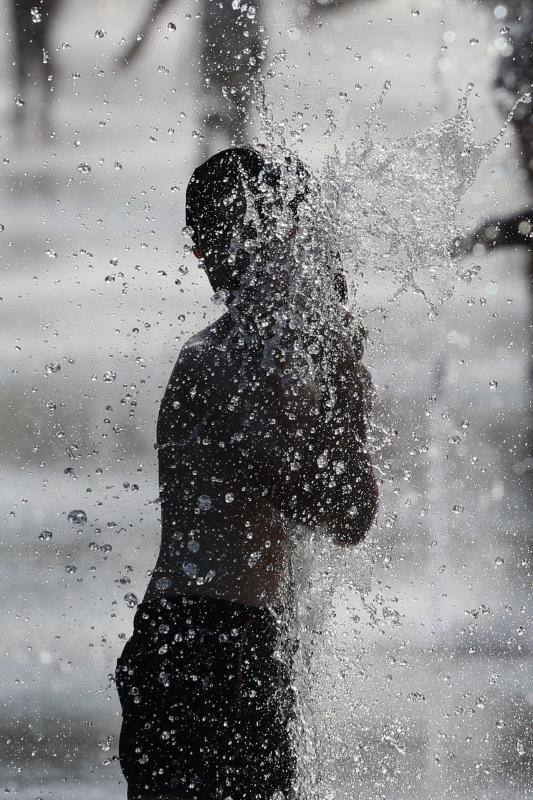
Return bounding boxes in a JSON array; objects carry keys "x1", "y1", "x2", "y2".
[{"x1": 0, "y1": 0, "x2": 531, "y2": 798}]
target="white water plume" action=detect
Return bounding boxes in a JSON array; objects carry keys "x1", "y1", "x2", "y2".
[{"x1": 260, "y1": 82, "x2": 530, "y2": 800}]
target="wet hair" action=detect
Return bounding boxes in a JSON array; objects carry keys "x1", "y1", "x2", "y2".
[{"x1": 185, "y1": 146, "x2": 310, "y2": 294}]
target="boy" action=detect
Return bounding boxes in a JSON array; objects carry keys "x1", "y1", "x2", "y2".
[{"x1": 116, "y1": 146, "x2": 378, "y2": 800}]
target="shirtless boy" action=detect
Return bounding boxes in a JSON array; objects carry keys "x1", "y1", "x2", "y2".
[{"x1": 116, "y1": 146, "x2": 378, "y2": 800}]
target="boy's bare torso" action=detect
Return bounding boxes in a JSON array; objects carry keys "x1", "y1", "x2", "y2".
[
  {"x1": 144, "y1": 295, "x2": 377, "y2": 609},
  {"x1": 144, "y1": 313, "x2": 297, "y2": 608}
]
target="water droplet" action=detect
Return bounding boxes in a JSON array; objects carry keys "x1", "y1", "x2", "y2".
[
  {"x1": 38, "y1": 530, "x2": 52, "y2": 541},
  {"x1": 31, "y1": 6, "x2": 42, "y2": 22},
  {"x1": 248, "y1": 551, "x2": 262, "y2": 567},
  {"x1": 452, "y1": 504, "x2": 464, "y2": 514},
  {"x1": 78, "y1": 163, "x2": 91, "y2": 174},
  {"x1": 124, "y1": 592, "x2": 138, "y2": 608},
  {"x1": 197, "y1": 495, "x2": 212, "y2": 511},
  {"x1": 103, "y1": 370, "x2": 117, "y2": 382},
  {"x1": 65, "y1": 564, "x2": 77, "y2": 574},
  {"x1": 68, "y1": 509, "x2": 87, "y2": 526},
  {"x1": 182, "y1": 561, "x2": 198, "y2": 578},
  {"x1": 156, "y1": 577, "x2": 172, "y2": 591},
  {"x1": 489, "y1": 380, "x2": 498, "y2": 390},
  {"x1": 225, "y1": 493, "x2": 234, "y2": 503},
  {"x1": 15, "y1": 96, "x2": 25, "y2": 108},
  {"x1": 211, "y1": 290, "x2": 227, "y2": 306},
  {"x1": 45, "y1": 362, "x2": 61, "y2": 375},
  {"x1": 317, "y1": 452, "x2": 328, "y2": 469},
  {"x1": 494, "y1": 556, "x2": 504, "y2": 566},
  {"x1": 94, "y1": 29, "x2": 106, "y2": 39},
  {"x1": 104, "y1": 275, "x2": 115, "y2": 283},
  {"x1": 167, "y1": 22, "x2": 176, "y2": 31},
  {"x1": 469, "y1": 37, "x2": 479, "y2": 46}
]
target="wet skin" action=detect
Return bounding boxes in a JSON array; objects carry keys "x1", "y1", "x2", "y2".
[{"x1": 144, "y1": 305, "x2": 378, "y2": 609}]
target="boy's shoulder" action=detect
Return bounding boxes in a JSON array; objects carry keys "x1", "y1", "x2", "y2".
[
  {"x1": 157, "y1": 319, "x2": 228, "y2": 445},
  {"x1": 165, "y1": 315, "x2": 235, "y2": 404},
  {"x1": 176, "y1": 315, "x2": 228, "y2": 374}
]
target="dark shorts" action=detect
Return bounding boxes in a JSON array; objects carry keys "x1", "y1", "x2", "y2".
[{"x1": 116, "y1": 594, "x2": 296, "y2": 800}]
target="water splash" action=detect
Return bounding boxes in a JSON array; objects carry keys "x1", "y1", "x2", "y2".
[
  {"x1": 255, "y1": 82, "x2": 527, "y2": 324},
  {"x1": 251, "y1": 80, "x2": 520, "y2": 800},
  {"x1": 314, "y1": 83, "x2": 488, "y2": 318},
  {"x1": 280, "y1": 530, "x2": 373, "y2": 800}
]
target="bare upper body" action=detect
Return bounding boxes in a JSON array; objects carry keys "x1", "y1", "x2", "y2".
[{"x1": 143, "y1": 307, "x2": 378, "y2": 609}]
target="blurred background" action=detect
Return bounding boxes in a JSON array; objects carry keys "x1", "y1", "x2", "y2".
[{"x1": 0, "y1": 0, "x2": 531, "y2": 798}]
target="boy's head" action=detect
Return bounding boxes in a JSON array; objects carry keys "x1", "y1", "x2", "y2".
[{"x1": 185, "y1": 146, "x2": 310, "y2": 294}]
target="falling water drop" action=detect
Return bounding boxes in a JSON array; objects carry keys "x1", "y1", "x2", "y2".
[
  {"x1": 68, "y1": 509, "x2": 87, "y2": 526},
  {"x1": 45, "y1": 362, "x2": 61, "y2": 375},
  {"x1": 124, "y1": 593, "x2": 139, "y2": 608}
]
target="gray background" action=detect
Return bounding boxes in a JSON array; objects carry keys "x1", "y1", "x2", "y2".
[{"x1": 0, "y1": 0, "x2": 531, "y2": 797}]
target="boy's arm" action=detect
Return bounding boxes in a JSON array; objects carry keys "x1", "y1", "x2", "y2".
[{"x1": 283, "y1": 335, "x2": 378, "y2": 544}]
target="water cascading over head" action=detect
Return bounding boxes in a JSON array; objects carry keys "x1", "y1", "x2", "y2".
[
  {"x1": 185, "y1": 144, "x2": 355, "y2": 386},
  {"x1": 185, "y1": 145, "x2": 312, "y2": 296}
]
